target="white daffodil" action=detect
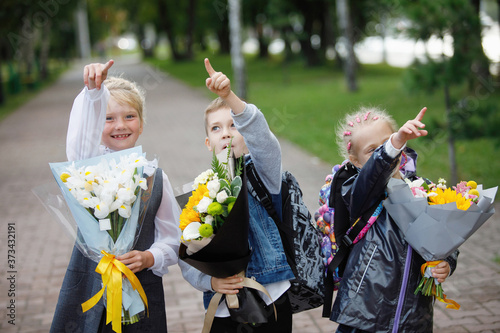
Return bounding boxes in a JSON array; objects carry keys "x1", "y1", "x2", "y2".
[
  {"x1": 118, "y1": 204, "x2": 132, "y2": 218},
  {"x1": 94, "y1": 201, "x2": 110, "y2": 219},
  {"x1": 80, "y1": 194, "x2": 99, "y2": 209},
  {"x1": 117, "y1": 187, "x2": 137, "y2": 205},
  {"x1": 195, "y1": 196, "x2": 213, "y2": 214},
  {"x1": 182, "y1": 222, "x2": 202, "y2": 241},
  {"x1": 216, "y1": 191, "x2": 228, "y2": 203},
  {"x1": 110, "y1": 199, "x2": 123, "y2": 212},
  {"x1": 66, "y1": 175, "x2": 86, "y2": 190},
  {"x1": 137, "y1": 177, "x2": 148, "y2": 191}
]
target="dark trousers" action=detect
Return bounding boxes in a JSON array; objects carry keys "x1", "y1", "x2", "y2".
[{"x1": 210, "y1": 291, "x2": 293, "y2": 333}]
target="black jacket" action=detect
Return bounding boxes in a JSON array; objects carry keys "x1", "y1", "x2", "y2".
[{"x1": 330, "y1": 144, "x2": 458, "y2": 332}]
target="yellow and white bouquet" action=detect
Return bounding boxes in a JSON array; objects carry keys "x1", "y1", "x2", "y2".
[
  {"x1": 36, "y1": 146, "x2": 155, "y2": 333},
  {"x1": 179, "y1": 150, "x2": 243, "y2": 254}
]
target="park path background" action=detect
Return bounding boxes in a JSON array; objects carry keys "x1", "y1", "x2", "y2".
[{"x1": 0, "y1": 57, "x2": 499, "y2": 333}]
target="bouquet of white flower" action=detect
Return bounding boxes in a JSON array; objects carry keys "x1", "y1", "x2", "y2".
[
  {"x1": 34, "y1": 146, "x2": 155, "y2": 333},
  {"x1": 176, "y1": 149, "x2": 275, "y2": 331}
]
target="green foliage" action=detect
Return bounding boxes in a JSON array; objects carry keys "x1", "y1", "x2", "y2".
[
  {"x1": 400, "y1": 0, "x2": 488, "y2": 94},
  {"x1": 211, "y1": 150, "x2": 228, "y2": 181}
]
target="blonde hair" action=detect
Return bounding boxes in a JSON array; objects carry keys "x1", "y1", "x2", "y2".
[
  {"x1": 204, "y1": 97, "x2": 229, "y2": 135},
  {"x1": 336, "y1": 106, "x2": 398, "y2": 159},
  {"x1": 104, "y1": 76, "x2": 146, "y2": 124}
]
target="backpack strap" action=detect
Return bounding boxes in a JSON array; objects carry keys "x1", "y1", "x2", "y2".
[
  {"x1": 246, "y1": 162, "x2": 295, "y2": 235},
  {"x1": 246, "y1": 162, "x2": 279, "y2": 222},
  {"x1": 246, "y1": 163, "x2": 296, "y2": 269},
  {"x1": 322, "y1": 162, "x2": 384, "y2": 317}
]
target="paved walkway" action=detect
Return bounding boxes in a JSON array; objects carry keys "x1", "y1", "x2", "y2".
[{"x1": 0, "y1": 58, "x2": 499, "y2": 333}]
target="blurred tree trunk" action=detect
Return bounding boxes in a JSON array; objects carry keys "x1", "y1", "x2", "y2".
[
  {"x1": 20, "y1": 16, "x2": 36, "y2": 90},
  {"x1": 75, "y1": 0, "x2": 91, "y2": 59},
  {"x1": 295, "y1": 1, "x2": 322, "y2": 66},
  {"x1": 256, "y1": 20, "x2": 268, "y2": 59},
  {"x1": 185, "y1": 0, "x2": 196, "y2": 60},
  {"x1": 322, "y1": 0, "x2": 336, "y2": 55},
  {"x1": 217, "y1": 23, "x2": 231, "y2": 54},
  {"x1": 380, "y1": 12, "x2": 388, "y2": 64},
  {"x1": 336, "y1": 0, "x2": 358, "y2": 91},
  {"x1": 468, "y1": 0, "x2": 491, "y2": 84},
  {"x1": 138, "y1": 25, "x2": 155, "y2": 58},
  {"x1": 444, "y1": 84, "x2": 458, "y2": 184},
  {"x1": 0, "y1": 57, "x2": 4, "y2": 105},
  {"x1": 157, "y1": 0, "x2": 183, "y2": 60},
  {"x1": 39, "y1": 20, "x2": 51, "y2": 80},
  {"x1": 228, "y1": 0, "x2": 246, "y2": 99}
]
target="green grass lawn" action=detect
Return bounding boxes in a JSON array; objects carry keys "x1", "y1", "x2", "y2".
[{"x1": 151, "y1": 54, "x2": 499, "y2": 190}]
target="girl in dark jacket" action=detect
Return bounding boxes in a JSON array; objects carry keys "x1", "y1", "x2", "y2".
[{"x1": 330, "y1": 106, "x2": 458, "y2": 333}]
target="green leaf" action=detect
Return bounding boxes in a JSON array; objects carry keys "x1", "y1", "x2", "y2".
[
  {"x1": 232, "y1": 185, "x2": 241, "y2": 198},
  {"x1": 225, "y1": 196, "x2": 237, "y2": 204},
  {"x1": 211, "y1": 150, "x2": 228, "y2": 180},
  {"x1": 234, "y1": 156, "x2": 244, "y2": 178},
  {"x1": 219, "y1": 179, "x2": 231, "y2": 192},
  {"x1": 231, "y1": 176, "x2": 242, "y2": 192}
]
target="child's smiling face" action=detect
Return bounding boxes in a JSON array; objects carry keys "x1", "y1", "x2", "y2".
[
  {"x1": 204, "y1": 107, "x2": 248, "y2": 158},
  {"x1": 350, "y1": 120, "x2": 394, "y2": 168},
  {"x1": 101, "y1": 97, "x2": 143, "y2": 151}
]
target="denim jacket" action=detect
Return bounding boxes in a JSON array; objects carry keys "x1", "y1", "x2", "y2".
[{"x1": 179, "y1": 103, "x2": 294, "y2": 309}]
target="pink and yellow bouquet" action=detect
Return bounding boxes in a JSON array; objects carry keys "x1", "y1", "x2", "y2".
[{"x1": 385, "y1": 176, "x2": 497, "y2": 309}]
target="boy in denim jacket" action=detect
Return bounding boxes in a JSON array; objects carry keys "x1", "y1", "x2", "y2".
[{"x1": 179, "y1": 59, "x2": 294, "y2": 332}]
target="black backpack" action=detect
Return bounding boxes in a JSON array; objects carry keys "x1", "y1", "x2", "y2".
[
  {"x1": 320, "y1": 162, "x2": 385, "y2": 317},
  {"x1": 246, "y1": 163, "x2": 325, "y2": 314}
]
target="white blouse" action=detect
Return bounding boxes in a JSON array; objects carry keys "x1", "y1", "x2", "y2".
[{"x1": 66, "y1": 86, "x2": 181, "y2": 276}]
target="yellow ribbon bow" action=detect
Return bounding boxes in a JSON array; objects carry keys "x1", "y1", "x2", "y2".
[
  {"x1": 81, "y1": 250, "x2": 149, "y2": 333},
  {"x1": 421, "y1": 261, "x2": 460, "y2": 310}
]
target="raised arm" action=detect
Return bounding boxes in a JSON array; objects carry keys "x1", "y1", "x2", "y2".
[
  {"x1": 204, "y1": 58, "x2": 282, "y2": 194},
  {"x1": 66, "y1": 60, "x2": 115, "y2": 161}
]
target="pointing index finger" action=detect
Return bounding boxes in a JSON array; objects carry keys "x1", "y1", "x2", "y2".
[
  {"x1": 415, "y1": 107, "x2": 427, "y2": 122},
  {"x1": 205, "y1": 58, "x2": 215, "y2": 76},
  {"x1": 104, "y1": 59, "x2": 114, "y2": 71}
]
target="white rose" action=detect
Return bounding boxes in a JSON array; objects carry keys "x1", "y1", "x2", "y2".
[
  {"x1": 204, "y1": 215, "x2": 214, "y2": 225},
  {"x1": 216, "y1": 191, "x2": 228, "y2": 203},
  {"x1": 207, "y1": 180, "x2": 221, "y2": 193},
  {"x1": 196, "y1": 197, "x2": 213, "y2": 213}
]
